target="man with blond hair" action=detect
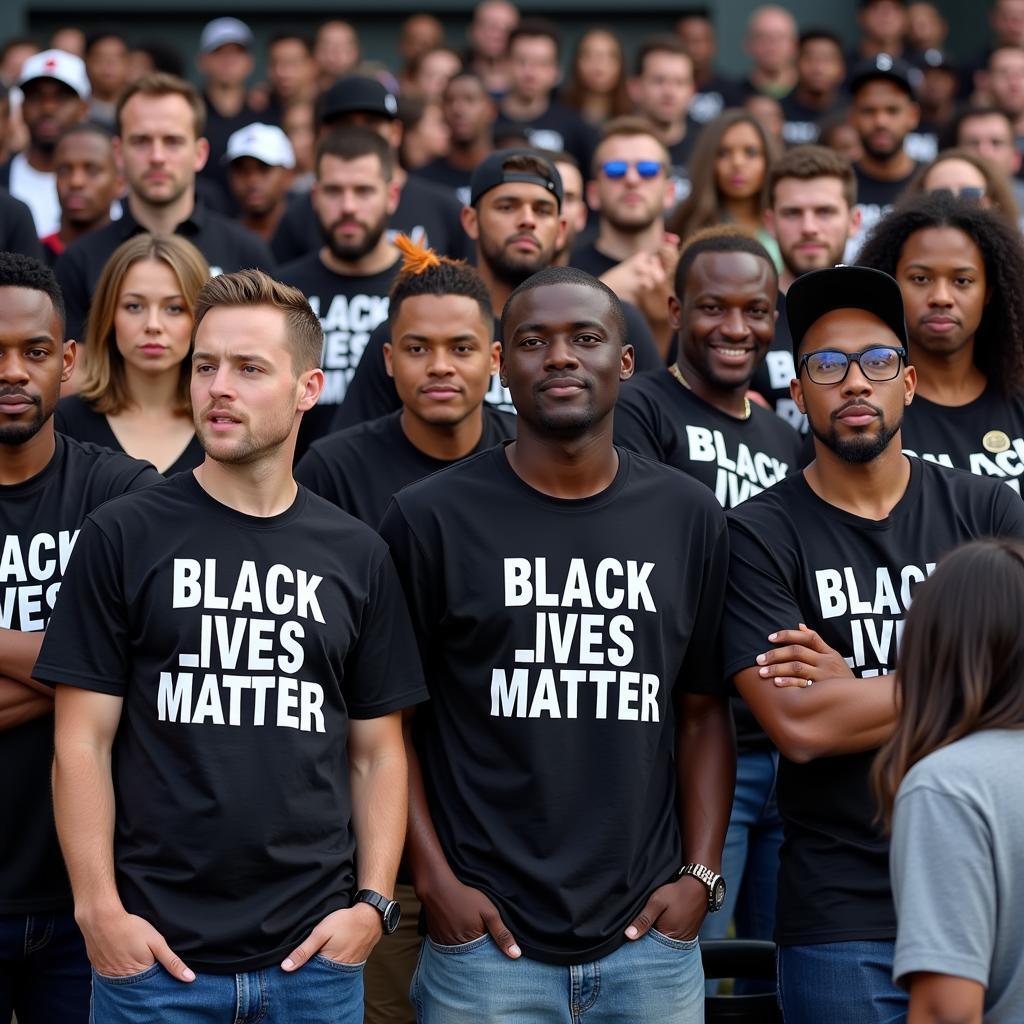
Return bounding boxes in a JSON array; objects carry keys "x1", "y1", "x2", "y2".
[{"x1": 37, "y1": 269, "x2": 426, "y2": 1023}]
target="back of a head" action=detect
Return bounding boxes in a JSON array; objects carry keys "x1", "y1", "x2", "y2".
[{"x1": 0, "y1": 251, "x2": 65, "y2": 332}]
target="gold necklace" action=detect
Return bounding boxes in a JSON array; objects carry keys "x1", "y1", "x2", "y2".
[{"x1": 669, "y1": 364, "x2": 751, "y2": 420}]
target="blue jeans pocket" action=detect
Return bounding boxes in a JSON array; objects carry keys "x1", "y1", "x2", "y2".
[
  {"x1": 311, "y1": 953, "x2": 366, "y2": 972},
  {"x1": 648, "y1": 929, "x2": 700, "y2": 951},
  {"x1": 92, "y1": 963, "x2": 162, "y2": 986},
  {"x1": 424, "y1": 934, "x2": 490, "y2": 956}
]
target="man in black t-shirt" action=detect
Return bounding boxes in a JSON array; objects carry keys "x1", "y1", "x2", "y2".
[
  {"x1": 0, "y1": 253, "x2": 158, "y2": 1024},
  {"x1": 380, "y1": 266, "x2": 733, "y2": 1023},
  {"x1": 37, "y1": 270, "x2": 426, "y2": 1023},
  {"x1": 278, "y1": 126, "x2": 402, "y2": 455},
  {"x1": 859, "y1": 190, "x2": 1024, "y2": 492},
  {"x1": 846, "y1": 55, "x2": 922, "y2": 260},
  {"x1": 723, "y1": 265, "x2": 1024, "y2": 1023},
  {"x1": 781, "y1": 31, "x2": 847, "y2": 146},
  {"x1": 675, "y1": 12, "x2": 743, "y2": 125}
]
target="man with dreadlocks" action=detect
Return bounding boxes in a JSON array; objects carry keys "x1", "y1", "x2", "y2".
[{"x1": 858, "y1": 190, "x2": 1024, "y2": 493}]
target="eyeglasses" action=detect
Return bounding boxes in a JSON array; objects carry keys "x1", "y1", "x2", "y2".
[
  {"x1": 929, "y1": 186, "x2": 986, "y2": 203},
  {"x1": 600, "y1": 160, "x2": 664, "y2": 179},
  {"x1": 798, "y1": 346, "x2": 907, "y2": 385}
]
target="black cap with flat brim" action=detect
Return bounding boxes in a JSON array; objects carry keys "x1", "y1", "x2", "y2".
[
  {"x1": 786, "y1": 265, "x2": 908, "y2": 357},
  {"x1": 469, "y1": 148, "x2": 563, "y2": 209}
]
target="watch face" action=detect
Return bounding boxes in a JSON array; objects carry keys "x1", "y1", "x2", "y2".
[
  {"x1": 383, "y1": 900, "x2": 402, "y2": 935},
  {"x1": 711, "y1": 878, "x2": 727, "y2": 913}
]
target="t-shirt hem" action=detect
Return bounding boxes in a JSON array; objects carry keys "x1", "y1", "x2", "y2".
[
  {"x1": 0, "y1": 894, "x2": 74, "y2": 914},
  {"x1": 723, "y1": 653, "x2": 761, "y2": 680},
  {"x1": 30, "y1": 664, "x2": 125, "y2": 697},
  {"x1": 777, "y1": 924, "x2": 896, "y2": 945},
  {"x1": 893, "y1": 949, "x2": 989, "y2": 989},
  {"x1": 516, "y1": 930, "x2": 628, "y2": 966},
  {"x1": 180, "y1": 941, "x2": 298, "y2": 975},
  {"x1": 349, "y1": 683, "x2": 430, "y2": 720}
]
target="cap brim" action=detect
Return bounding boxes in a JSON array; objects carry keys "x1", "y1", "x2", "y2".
[{"x1": 786, "y1": 266, "x2": 908, "y2": 356}]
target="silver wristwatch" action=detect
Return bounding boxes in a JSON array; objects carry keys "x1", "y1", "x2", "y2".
[{"x1": 679, "y1": 863, "x2": 727, "y2": 913}]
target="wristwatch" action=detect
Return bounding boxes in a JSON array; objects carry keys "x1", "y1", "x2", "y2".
[
  {"x1": 354, "y1": 890, "x2": 401, "y2": 935},
  {"x1": 678, "y1": 863, "x2": 727, "y2": 913}
]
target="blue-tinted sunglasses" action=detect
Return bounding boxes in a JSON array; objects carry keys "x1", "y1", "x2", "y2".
[{"x1": 601, "y1": 160, "x2": 664, "y2": 179}]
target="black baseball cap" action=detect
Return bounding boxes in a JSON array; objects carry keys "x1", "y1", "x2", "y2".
[
  {"x1": 849, "y1": 53, "x2": 919, "y2": 99},
  {"x1": 318, "y1": 75, "x2": 399, "y2": 127},
  {"x1": 469, "y1": 148, "x2": 564, "y2": 209},
  {"x1": 786, "y1": 265, "x2": 908, "y2": 356}
]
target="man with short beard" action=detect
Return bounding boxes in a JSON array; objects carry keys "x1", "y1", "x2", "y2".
[
  {"x1": 277, "y1": 126, "x2": 401, "y2": 453},
  {"x1": 721, "y1": 264, "x2": 1024, "y2": 1023}
]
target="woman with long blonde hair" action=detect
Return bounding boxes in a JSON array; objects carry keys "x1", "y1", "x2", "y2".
[{"x1": 56, "y1": 233, "x2": 209, "y2": 474}]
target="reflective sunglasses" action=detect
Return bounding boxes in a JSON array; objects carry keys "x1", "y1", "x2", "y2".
[
  {"x1": 930, "y1": 186, "x2": 986, "y2": 203},
  {"x1": 600, "y1": 160, "x2": 663, "y2": 179},
  {"x1": 798, "y1": 346, "x2": 907, "y2": 385}
]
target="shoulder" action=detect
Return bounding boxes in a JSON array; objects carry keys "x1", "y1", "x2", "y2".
[
  {"x1": 899, "y1": 730, "x2": 1024, "y2": 804},
  {"x1": 59, "y1": 221, "x2": 120, "y2": 263},
  {"x1": 59, "y1": 434, "x2": 157, "y2": 491},
  {"x1": 55, "y1": 393, "x2": 98, "y2": 427},
  {"x1": 483, "y1": 407, "x2": 517, "y2": 439},
  {"x1": 620, "y1": 369, "x2": 672, "y2": 403},
  {"x1": 276, "y1": 251, "x2": 320, "y2": 284},
  {"x1": 298, "y1": 486, "x2": 391, "y2": 553},
  {"x1": 918, "y1": 457, "x2": 1018, "y2": 509},
  {"x1": 306, "y1": 414, "x2": 394, "y2": 462},
  {"x1": 727, "y1": 471, "x2": 805, "y2": 528},
  {"x1": 392, "y1": 447, "x2": 496, "y2": 514},
  {"x1": 749, "y1": 403, "x2": 802, "y2": 448},
  {"x1": 620, "y1": 447, "x2": 724, "y2": 516}
]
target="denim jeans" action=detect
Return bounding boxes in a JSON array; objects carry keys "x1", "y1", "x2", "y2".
[
  {"x1": 411, "y1": 930, "x2": 704, "y2": 1024},
  {"x1": 0, "y1": 910, "x2": 91, "y2": 1024},
  {"x1": 777, "y1": 940, "x2": 908, "y2": 1024},
  {"x1": 90, "y1": 955, "x2": 364, "y2": 1024}
]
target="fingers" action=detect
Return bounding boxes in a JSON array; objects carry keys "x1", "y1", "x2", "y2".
[
  {"x1": 149, "y1": 932, "x2": 195, "y2": 983},
  {"x1": 757, "y1": 644, "x2": 816, "y2": 667},
  {"x1": 772, "y1": 676, "x2": 814, "y2": 688},
  {"x1": 758, "y1": 659, "x2": 814, "y2": 679},
  {"x1": 281, "y1": 926, "x2": 326, "y2": 972},
  {"x1": 624, "y1": 893, "x2": 660, "y2": 941},
  {"x1": 481, "y1": 906, "x2": 521, "y2": 959}
]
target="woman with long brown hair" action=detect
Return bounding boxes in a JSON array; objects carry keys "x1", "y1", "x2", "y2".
[
  {"x1": 873, "y1": 539, "x2": 1024, "y2": 1023},
  {"x1": 56, "y1": 233, "x2": 209, "y2": 474},
  {"x1": 668, "y1": 108, "x2": 781, "y2": 266},
  {"x1": 560, "y1": 28, "x2": 632, "y2": 126}
]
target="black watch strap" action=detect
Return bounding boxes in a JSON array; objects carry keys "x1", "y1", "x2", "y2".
[{"x1": 354, "y1": 889, "x2": 401, "y2": 935}]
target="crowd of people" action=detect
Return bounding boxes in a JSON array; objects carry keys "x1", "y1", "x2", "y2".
[{"x1": 2, "y1": 1, "x2": 1024, "y2": 1023}]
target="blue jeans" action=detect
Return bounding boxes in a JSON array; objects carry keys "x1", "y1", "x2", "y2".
[
  {"x1": 0, "y1": 910, "x2": 91, "y2": 1024},
  {"x1": 411, "y1": 931, "x2": 704, "y2": 1024},
  {"x1": 90, "y1": 956, "x2": 364, "y2": 1024},
  {"x1": 777, "y1": 941, "x2": 908, "y2": 1024}
]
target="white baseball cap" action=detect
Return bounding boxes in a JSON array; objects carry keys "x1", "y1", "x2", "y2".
[
  {"x1": 19, "y1": 49, "x2": 90, "y2": 100},
  {"x1": 199, "y1": 17, "x2": 254, "y2": 55},
  {"x1": 223, "y1": 123, "x2": 296, "y2": 169}
]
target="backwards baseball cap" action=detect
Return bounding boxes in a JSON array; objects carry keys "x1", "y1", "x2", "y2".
[
  {"x1": 786, "y1": 265, "x2": 908, "y2": 356},
  {"x1": 223, "y1": 123, "x2": 295, "y2": 168},
  {"x1": 199, "y1": 17, "x2": 254, "y2": 55},
  {"x1": 849, "y1": 52, "x2": 921, "y2": 99},
  {"x1": 469, "y1": 148, "x2": 564, "y2": 209},
  {"x1": 19, "y1": 49, "x2": 90, "y2": 100},
  {"x1": 318, "y1": 75, "x2": 399, "y2": 126}
]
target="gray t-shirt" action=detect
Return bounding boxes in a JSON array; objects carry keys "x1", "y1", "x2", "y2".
[{"x1": 891, "y1": 729, "x2": 1024, "y2": 1021}]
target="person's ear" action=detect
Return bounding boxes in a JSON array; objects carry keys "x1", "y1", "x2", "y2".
[{"x1": 461, "y1": 204, "x2": 480, "y2": 242}]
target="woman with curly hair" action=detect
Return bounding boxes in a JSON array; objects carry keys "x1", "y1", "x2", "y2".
[
  {"x1": 903, "y1": 147, "x2": 1020, "y2": 229},
  {"x1": 667, "y1": 109, "x2": 781, "y2": 266},
  {"x1": 857, "y1": 190, "x2": 1024, "y2": 481}
]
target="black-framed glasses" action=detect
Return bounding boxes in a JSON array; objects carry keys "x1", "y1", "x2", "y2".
[
  {"x1": 600, "y1": 160, "x2": 663, "y2": 179},
  {"x1": 798, "y1": 346, "x2": 907, "y2": 385}
]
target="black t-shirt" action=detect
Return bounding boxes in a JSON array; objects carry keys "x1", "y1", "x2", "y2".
[
  {"x1": 295, "y1": 407, "x2": 516, "y2": 526},
  {"x1": 413, "y1": 159, "x2": 472, "y2": 207},
  {"x1": 33, "y1": 472, "x2": 427, "y2": 972},
  {"x1": 722, "y1": 457, "x2": 1024, "y2": 945},
  {"x1": 901, "y1": 386, "x2": 1024, "y2": 495},
  {"x1": 55, "y1": 395, "x2": 204, "y2": 477},
  {"x1": 270, "y1": 176, "x2": 470, "y2": 265},
  {"x1": 276, "y1": 252, "x2": 401, "y2": 454},
  {"x1": 690, "y1": 74, "x2": 744, "y2": 125},
  {"x1": 749, "y1": 291, "x2": 806, "y2": 431},
  {"x1": 0, "y1": 189, "x2": 44, "y2": 260},
  {"x1": 851, "y1": 162, "x2": 918, "y2": 257},
  {"x1": 493, "y1": 102, "x2": 598, "y2": 174},
  {"x1": 55, "y1": 203, "x2": 275, "y2": 343},
  {"x1": 666, "y1": 119, "x2": 702, "y2": 204},
  {"x1": 568, "y1": 239, "x2": 619, "y2": 277},
  {"x1": 378, "y1": 444, "x2": 728, "y2": 965},
  {"x1": 780, "y1": 93, "x2": 842, "y2": 146},
  {"x1": 0, "y1": 435, "x2": 158, "y2": 914},
  {"x1": 332, "y1": 307, "x2": 664, "y2": 431},
  {"x1": 200, "y1": 93, "x2": 264, "y2": 211}
]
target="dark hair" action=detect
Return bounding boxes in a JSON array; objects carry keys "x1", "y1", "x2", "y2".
[
  {"x1": 634, "y1": 34, "x2": 690, "y2": 78},
  {"x1": 948, "y1": 104, "x2": 1016, "y2": 150},
  {"x1": 500, "y1": 266, "x2": 626, "y2": 345},
  {"x1": 798, "y1": 28, "x2": 843, "y2": 51},
  {"x1": 857, "y1": 190, "x2": 1024, "y2": 397},
  {"x1": 872, "y1": 539, "x2": 1024, "y2": 826},
  {"x1": 674, "y1": 225, "x2": 778, "y2": 297},
  {"x1": 84, "y1": 29, "x2": 126, "y2": 55},
  {"x1": 508, "y1": 18, "x2": 561, "y2": 60},
  {"x1": 768, "y1": 143, "x2": 856, "y2": 208},
  {"x1": 560, "y1": 28, "x2": 632, "y2": 120},
  {"x1": 389, "y1": 249, "x2": 493, "y2": 327},
  {"x1": 131, "y1": 42, "x2": 186, "y2": 79},
  {"x1": 0, "y1": 251, "x2": 66, "y2": 329},
  {"x1": 315, "y1": 125, "x2": 394, "y2": 180},
  {"x1": 668, "y1": 109, "x2": 778, "y2": 241},
  {"x1": 904, "y1": 147, "x2": 1020, "y2": 227},
  {"x1": 268, "y1": 32, "x2": 314, "y2": 56}
]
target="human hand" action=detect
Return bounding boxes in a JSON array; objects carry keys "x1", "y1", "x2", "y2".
[
  {"x1": 420, "y1": 873, "x2": 521, "y2": 959},
  {"x1": 624, "y1": 875, "x2": 707, "y2": 941},
  {"x1": 282, "y1": 903, "x2": 383, "y2": 971},
  {"x1": 80, "y1": 906, "x2": 194, "y2": 982},
  {"x1": 756, "y1": 623, "x2": 855, "y2": 688}
]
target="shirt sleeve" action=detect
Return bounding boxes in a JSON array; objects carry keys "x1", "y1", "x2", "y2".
[
  {"x1": 32, "y1": 518, "x2": 131, "y2": 695},
  {"x1": 993, "y1": 482, "x2": 1024, "y2": 535},
  {"x1": 613, "y1": 388, "x2": 667, "y2": 461},
  {"x1": 294, "y1": 448, "x2": 340, "y2": 507},
  {"x1": 891, "y1": 783, "x2": 996, "y2": 990},
  {"x1": 342, "y1": 547, "x2": 427, "y2": 719},
  {"x1": 332, "y1": 322, "x2": 400, "y2": 431},
  {"x1": 722, "y1": 513, "x2": 804, "y2": 680}
]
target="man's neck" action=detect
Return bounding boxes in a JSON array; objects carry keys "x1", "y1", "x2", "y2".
[
  {"x1": 319, "y1": 238, "x2": 398, "y2": 277},
  {"x1": 400, "y1": 405, "x2": 485, "y2": 461},
  {"x1": 677, "y1": 353, "x2": 750, "y2": 418},
  {"x1": 448, "y1": 138, "x2": 493, "y2": 171},
  {"x1": 857, "y1": 150, "x2": 915, "y2": 182},
  {"x1": 192, "y1": 449, "x2": 298, "y2": 518},
  {"x1": 794, "y1": 86, "x2": 836, "y2": 112},
  {"x1": 502, "y1": 92, "x2": 549, "y2": 121},
  {"x1": 803, "y1": 439, "x2": 911, "y2": 520},
  {"x1": 205, "y1": 80, "x2": 247, "y2": 117},
  {"x1": 504, "y1": 420, "x2": 619, "y2": 499},
  {"x1": 477, "y1": 255, "x2": 514, "y2": 316},
  {"x1": 58, "y1": 214, "x2": 112, "y2": 247},
  {"x1": 0, "y1": 422, "x2": 57, "y2": 485},
  {"x1": 25, "y1": 144, "x2": 55, "y2": 174},
  {"x1": 595, "y1": 218, "x2": 665, "y2": 263},
  {"x1": 240, "y1": 202, "x2": 287, "y2": 242},
  {"x1": 126, "y1": 188, "x2": 195, "y2": 235},
  {"x1": 909, "y1": 338, "x2": 987, "y2": 405},
  {"x1": 650, "y1": 116, "x2": 685, "y2": 148}
]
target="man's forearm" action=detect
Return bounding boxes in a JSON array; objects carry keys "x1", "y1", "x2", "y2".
[
  {"x1": 0, "y1": 628, "x2": 49, "y2": 691},
  {"x1": 0, "y1": 678, "x2": 52, "y2": 731},
  {"x1": 677, "y1": 694, "x2": 735, "y2": 870}
]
